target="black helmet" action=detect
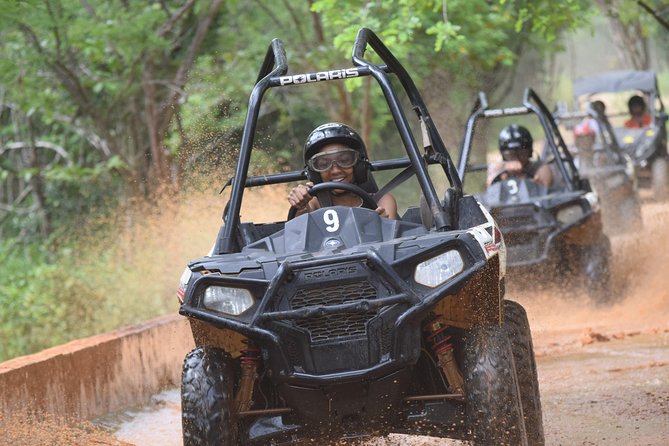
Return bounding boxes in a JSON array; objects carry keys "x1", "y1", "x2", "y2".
[
  {"x1": 499, "y1": 124, "x2": 533, "y2": 155},
  {"x1": 304, "y1": 122, "x2": 370, "y2": 184}
]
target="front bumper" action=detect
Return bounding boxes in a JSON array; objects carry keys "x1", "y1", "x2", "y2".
[
  {"x1": 492, "y1": 198, "x2": 598, "y2": 269},
  {"x1": 180, "y1": 234, "x2": 488, "y2": 386}
]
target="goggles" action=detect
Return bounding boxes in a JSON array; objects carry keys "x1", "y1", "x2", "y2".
[{"x1": 308, "y1": 148, "x2": 359, "y2": 172}]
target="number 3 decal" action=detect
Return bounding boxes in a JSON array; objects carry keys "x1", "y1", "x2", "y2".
[
  {"x1": 507, "y1": 179, "x2": 519, "y2": 195},
  {"x1": 323, "y1": 209, "x2": 339, "y2": 232}
]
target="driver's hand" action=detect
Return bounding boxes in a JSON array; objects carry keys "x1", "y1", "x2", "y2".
[
  {"x1": 375, "y1": 206, "x2": 389, "y2": 218},
  {"x1": 504, "y1": 160, "x2": 523, "y2": 174},
  {"x1": 288, "y1": 182, "x2": 314, "y2": 209}
]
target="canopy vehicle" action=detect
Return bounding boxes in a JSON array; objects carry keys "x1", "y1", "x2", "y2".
[
  {"x1": 572, "y1": 70, "x2": 668, "y2": 199},
  {"x1": 177, "y1": 28, "x2": 543, "y2": 445},
  {"x1": 555, "y1": 101, "x2": 642, "y2": 235},
  {"x1": 458, "y1": 90, "x2": 612, "y2": 304}
]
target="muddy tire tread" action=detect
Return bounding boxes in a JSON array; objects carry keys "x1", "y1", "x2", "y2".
[
  {"x1": 504, "y1": 300, "x2": 545, "y2": 446},
  {"x1": 463, "y1": 323, "x2": 528, "y2": 446},
  {"x1": 181, "y1": 347, "x2": 235, "y2": 446}
]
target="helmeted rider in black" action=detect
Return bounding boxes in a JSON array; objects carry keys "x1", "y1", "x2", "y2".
[
  {"x1": 288, "y1": 122, "x2": 398, "y2": 218},
  {"x1": 487, "y1": 124, "x2": 553, "y2": 188}
]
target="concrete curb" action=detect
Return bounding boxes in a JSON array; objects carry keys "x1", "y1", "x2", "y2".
[{"x1": 0, "y1": 314, "x2": 194, "y2": 421}]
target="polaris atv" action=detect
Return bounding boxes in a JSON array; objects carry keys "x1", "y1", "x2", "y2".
[
  {"x1": 457, "y1": 90, "x2": 612, "y2": 304},
  {"x1": 572, "y1": 70, "x2": 669, "y2": 200},
  {"x1": 555, "y1": 101, "x2": 642, "y2": 236},
  {"x1": 177, "y1": 29, "x2": 543, "y2": 445}
]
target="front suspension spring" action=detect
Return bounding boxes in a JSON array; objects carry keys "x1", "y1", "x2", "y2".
[
  {"x1": 234, "y1": 340, "x2": 261, "y2": 414},
  {"x1": 423, "y1": 316, "x2": 465, "y2": 395}
]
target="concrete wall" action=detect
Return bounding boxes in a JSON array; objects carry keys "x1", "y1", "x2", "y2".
[{"x1": 0, "y1": 314, "x2": 194, "y2": 421}]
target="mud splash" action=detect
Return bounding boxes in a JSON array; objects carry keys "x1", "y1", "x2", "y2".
[{"x1": 516, "y1": 201, "x2": 669, "y2": 348}]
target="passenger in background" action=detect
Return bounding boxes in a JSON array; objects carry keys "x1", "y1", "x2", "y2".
[{"x1": 624, "y1": 95, "x2": 652, "y2": 128}]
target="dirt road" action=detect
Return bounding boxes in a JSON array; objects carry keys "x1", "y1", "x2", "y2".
[{"x1": 95, "y1": 324, "x2": 668, "y2": 446}]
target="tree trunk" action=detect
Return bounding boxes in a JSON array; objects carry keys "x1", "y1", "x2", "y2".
[
  {"x1": 596, "y1": 0, "x2": 649, "y2": 70},
  {"x1": 27, "y1": 118, "x2": 51, "y2": 237},
  {"x1": 143, "y1": 64, "x2": 168, "y2": 187}
]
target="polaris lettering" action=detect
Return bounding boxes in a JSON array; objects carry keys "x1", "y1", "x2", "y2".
[
  {"x1": 279, "y1": 68, "x2": 360, "y2": 86},
  {"x1": 303, "y1": 265, "x2": 357, "y2": 280}
]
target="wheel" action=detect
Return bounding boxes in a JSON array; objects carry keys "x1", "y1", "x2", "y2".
[
  {"x1": 582, "y1": 236, "x2": 613, "y2": 305},
  {"x1": 652, "y1": 157, "x2": 668, "y2": 201},
  {"x1": 181, "y1": 347, "x2": 236, "y2": 446},
  {"x1": 503, "y1": 300, "x2": 545, "y2": 446},
  {"x1": 462, "y1": 322, "x2": 528, "y2": 446},
  {"x1": 286, "y1": 181, "x2": 378, "y2": 219}
]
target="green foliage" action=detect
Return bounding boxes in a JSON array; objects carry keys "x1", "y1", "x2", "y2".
[
  {"x1": 0, "y1": 211, "x2": 180, "y2": 361},
  {"x1": 312, "y1": 0, "x2": 592, "y2": 78},
  {"x1": 508, "y1": 0, "x2": 593, "y2": 40},
  {"x1": 0, "y1": 240, "x2": 101, "y2": 360}
]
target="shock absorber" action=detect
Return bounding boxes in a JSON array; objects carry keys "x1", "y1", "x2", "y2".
[
  {"x1": 423, "y1": 315, "x2": 465, "y2": 395},
  {"x1": 234, "y1": 340, "x2": 261, "y2": 414}
]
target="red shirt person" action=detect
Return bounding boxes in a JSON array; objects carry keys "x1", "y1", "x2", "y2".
[{"x1": 624, "y1": 95, "x2": 652, "y2": 129}]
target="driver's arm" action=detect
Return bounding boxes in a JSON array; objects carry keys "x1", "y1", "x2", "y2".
[
  {"x1": 288, "y1": 182, "x2": 317, "y2": 216},
  {"x1": 377, "y1": 193, "x2": 398, "y2": 219},
  {"x1": 487, "y1": 160, "x2": 522, "y2": 186},
  {"x1": 533, "y1": 164, "x2": 553, "y2": 188},
  {"x1": 487, "y1": 161, "x2": 505, "y2": 186}
]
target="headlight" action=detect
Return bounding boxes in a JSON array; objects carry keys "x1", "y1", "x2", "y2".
[
  {"x1": 203, "y1": 286, "x2": 254, "y2": 315},
  {"x1": 414, "y1": 250, "x2": 464, "y2": 288},
  {"x1": 556, "y1": 205, "x2": 584, "y2": 225}
]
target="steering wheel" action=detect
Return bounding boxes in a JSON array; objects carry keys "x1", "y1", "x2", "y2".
[
  {"x1": 287, "y1": 182, "x2": 378, "y2": 220},
  {"x1": 489, "y1": 169, "x2": 510, "y2": 185}
]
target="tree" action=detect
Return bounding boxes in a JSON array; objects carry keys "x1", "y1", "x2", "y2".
[
  {"x1": 310, "y1": 0, "x2": 592, "y2": 146},
  {"x1": 595, "y1": 0, "x2": 669, "y2": 70},
  {"x1": 0, "y1": 0, "x2": 223, "y2": 197}
]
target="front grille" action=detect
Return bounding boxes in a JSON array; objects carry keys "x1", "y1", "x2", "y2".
[
  {"x1": 504, "y1": 230, "x2": 540, "y2": 247},
  {"x1": 290, "y1": 281, "x2": 378, "y2": 343},
  {"x1": 498, "y1": 214, "x2": 536, "y2": 227},
  {"x1": 494, "y1": 205, "x2": 537, "y2": 228}
]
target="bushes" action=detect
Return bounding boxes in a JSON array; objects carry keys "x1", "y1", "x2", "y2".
[
  {"x1": 0, "y1": 243, "x2": 102, "y2": 360},
  {"x1": 0, "y1": 189, "x2": 223, "y2": 363}
]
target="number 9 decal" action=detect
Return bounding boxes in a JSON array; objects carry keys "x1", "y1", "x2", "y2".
[{"x1": 323, "y1": 209, "x2": 339, "y2": 232}]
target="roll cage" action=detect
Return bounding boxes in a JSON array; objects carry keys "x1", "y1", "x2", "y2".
[
  {"x1": 457, "y1": 88, "x2": 583, "y2": 192},
  {"x1": 555, "y1": 103, "x2": 629, "y2": 163},
  {"x1": 217, "y1": 28, "x2": 462, "y2": 254},
  {"x1": 572, "y1": 70, "x2": 666, "y2": 125}
]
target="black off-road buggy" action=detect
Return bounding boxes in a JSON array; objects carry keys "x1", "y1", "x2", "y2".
[
  {"x1": 554, "y1": 101, "x2": 642, "y2": 236},
  {"x1": 457, "y1": 90, "x2": 612, "y2": 304},
  {"x1": 572, "y1": 70, "x2": 669, "y2": 200},
  {"x1": 177, "y1": 29, "x2": 543, "y2": 445}
]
